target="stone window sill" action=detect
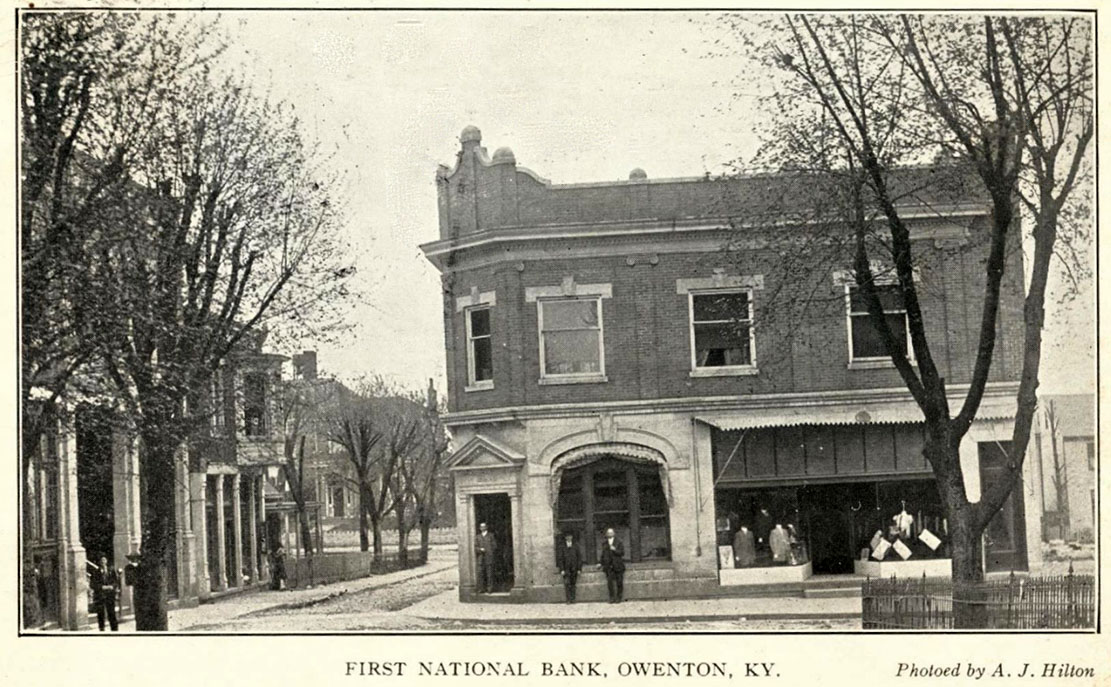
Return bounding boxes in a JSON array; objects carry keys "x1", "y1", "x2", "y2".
[
  {"x1": 464, "y1": 381, "x2": 494, "y2": 393},
  {"x1": 847, "y1": 358, "x2": 916, "y2": 370},
  {"x1": 690, "y1": 366, "x2": 759, "y2": 378},
  {"x1": 538, "y1": 375, "x2": 608, "y2": 386}
]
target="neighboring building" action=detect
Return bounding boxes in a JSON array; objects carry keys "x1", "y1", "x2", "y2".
[
  {"x1": 26, "y1": 332, "x2": 290, "y2": 630},
  {"x1": 420, "y1": 126, "x2": 1038, "y2": 602},
  {"x1": 1034, "y1": 393, "x2": 1096, "y2": 542}
]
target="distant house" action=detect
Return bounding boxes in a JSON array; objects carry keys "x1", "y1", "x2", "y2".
[
  {"x1": 420, "y1": 126, "x2": 1038, "y2": 602},
  {"x1": 1034, "y1": 393, "x2": 1096, "y2": 542}
]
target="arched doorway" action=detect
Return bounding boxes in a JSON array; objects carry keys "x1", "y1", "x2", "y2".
[{"x1": 551, "y1": 445, "x2": 671, "y2": 566}]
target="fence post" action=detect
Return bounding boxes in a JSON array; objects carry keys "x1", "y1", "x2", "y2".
[{"x1": 1066, "y1": 561, "x2": 1075, "y2": 628}]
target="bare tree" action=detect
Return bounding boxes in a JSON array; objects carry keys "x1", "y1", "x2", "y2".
[
  {"x1": 29, "y1": 21, "x2": 356, "y2": 629},
  {"x1": 399, "y1": 381, "x2": 452, "y2": 564},
  {"x1": 1041, "y1": 400, "x2": 1069, "y2": 539},
  {"x1": 720, "y1": 13, "x2": 1091, "y2": 626}
]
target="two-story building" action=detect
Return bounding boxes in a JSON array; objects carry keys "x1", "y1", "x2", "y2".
[
  {"x1": 421, "y1": 126, "x2": 1040, "y2": 602},
  {"x1": 26, "y1": 332, "x2": 288, "y2": 629}
]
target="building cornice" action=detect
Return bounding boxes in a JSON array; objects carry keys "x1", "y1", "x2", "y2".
[
  {"x1": 420, "y1": 204, "x2": 987, "y2": 272},
  {"x1": 441, "y1": 381, "x2": 1021, "y2": 427}
]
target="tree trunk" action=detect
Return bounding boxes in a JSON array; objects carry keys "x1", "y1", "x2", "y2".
[
  {"x1": 357, "y1": 485, "x2": 370, "y2": 552},
  {"x1": 937, "y1": 459, "x2": 988, "y2": 629},
  {"x1": 396, "y1": 500, "x2": 408, "y2": 566},
  {"x1": 370, "y1": 514, "x2": 383, "y2": 557},
  {"x1": 418, "y1": 516, "x2": 432, "y2": 565},
  {"x1": 134, "y1": 432, "x2": 176, "y2": 631}
]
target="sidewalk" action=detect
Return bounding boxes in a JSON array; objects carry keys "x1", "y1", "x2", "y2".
[
  {"x1": 161, "y1": 558, "x2": 457, "y2": 631},
  {"x1": 405, "y1": 589, "x2": 861, "y2": 626}
]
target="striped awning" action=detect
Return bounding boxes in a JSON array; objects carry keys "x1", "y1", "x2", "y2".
[{"x1": 697, "y1": 395, "x2": 1016, "y2": 431}]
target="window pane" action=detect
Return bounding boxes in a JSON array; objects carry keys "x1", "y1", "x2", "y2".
[
  {"x1": 469, "y1": 308, "x2": 490, "y2": 337},
  {"x1": 472, "y1": 337, "x2": 493, "y2": 382},
  {"x1": 542, "y1": 299, "x2": 598, "y2": 330},
  {"x1": 557, "y1": 475, "x2": 584, "y2": 519},
  {"x1": 851, "y1": 312, "x2": 907, "y2": 358},
  {"x1": 850, "y1": 285, "x2": 904, "y2": 313},
  {"x1": 543, "y1": 329, "x2": 601, "y2": 374},
  {"x1": 638, "y1": 471, "x2": 667, "y2": 516},
  {"x1": 693, "y1": 292, "x2": 749, "y2": 322},
  {"x1": 639, "y1": 518, "x2": 670, "y2": 559},
  {"x1": 694, "y1": 322, "x2": 751, "y2": 367},
  {"x1": 594, "y1": 469, "x2": 628, "y2": 513}
]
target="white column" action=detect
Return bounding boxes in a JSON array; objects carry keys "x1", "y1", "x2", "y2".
[
  {"x1": 257, "y1": 475, "x2": 269, "y2": 582},
  {"x1": 246, "y1": 474, "x2": 258, "y2": 584},
  {"x1": 111, "y1": 429, "x2": 135, "y2": 614},
  {"x1": 231, "y1": 473, "x2": 243, "y2": 587},
  {"x1": 190, "y1": 473, "x2": 210, "y2": 599},
  {"x1": 214, "y1": 475, "x2": 227, "y2": 591},
  {"x1": 56, "y1": 413, "x2": 89, "y2": 630},
  {"x1": 176, "y1": 450, "x2": 195, "y2": 599},
  {"x1": 283, "y1": 513, "x2": 292, "y2": 556}
]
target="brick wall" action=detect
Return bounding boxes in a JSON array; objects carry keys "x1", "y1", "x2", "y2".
[{"x1": 444, "y1": 229, "x2": 1026, "y2": 413}]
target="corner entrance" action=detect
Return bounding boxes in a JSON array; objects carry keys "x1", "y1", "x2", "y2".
[{"x1": 473, "y1": 493, "x2": 513, "y2": 592}]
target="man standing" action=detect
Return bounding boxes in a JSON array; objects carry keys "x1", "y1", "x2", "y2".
[
  {"x1": 599, "y1": 527, "x2": 625, "y2": 603},
  {"x1": 88, "y1": 555, "x2": 120, "y2": 631},
  {"x1": 474, "y1": 522, "x2": 497, "y2": 594},
  {"x1": 556, "y1": 532, "x2": 582, "y2": 603}
]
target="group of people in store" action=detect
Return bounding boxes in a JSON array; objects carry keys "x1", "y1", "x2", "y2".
[{"x1": 722, "y1": 508, "x2": 809, "y2": 569}]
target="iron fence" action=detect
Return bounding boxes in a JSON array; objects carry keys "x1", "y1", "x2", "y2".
[{"x1": 862, "y1": 567, "x2": 1094, "y2": 630}]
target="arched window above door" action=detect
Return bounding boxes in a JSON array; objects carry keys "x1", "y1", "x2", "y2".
[{"x1": 554, "y1": 456, "x2": 670, "y2": 566}]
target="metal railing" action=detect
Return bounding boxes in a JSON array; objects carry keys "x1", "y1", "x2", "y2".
[{"x1": 862, "y1": 565, "x2": 1094, "y2": 630}]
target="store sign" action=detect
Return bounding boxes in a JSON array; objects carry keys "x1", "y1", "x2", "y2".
[
  {"x1": 893, "y1": 539, "x2": 913, "y2": 560},
  {"x1": 919, "y1": 528, "x2": 942, "y2": 551},
  {"x1": 871, "y1": 539, "x2": 892, "y2": 560}
]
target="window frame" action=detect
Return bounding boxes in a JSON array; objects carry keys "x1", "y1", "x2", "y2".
[
  {"x1": 464, "y1": 305, "x2": 494, "y2": 391},
  {"x1": 687, "y1": 287, "x2": 758, "y2": 377},
  {"x1": 845, "y1": 283, "x2": 914, "y2": 366},
  {"x1": 554, "y1": 458, "x2": 671, "y2": 566},
  {"x1": 537, "y1": 295, "x2": 607, "y2": 384}
]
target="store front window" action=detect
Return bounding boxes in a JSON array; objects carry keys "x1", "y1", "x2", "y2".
[
  {"x1": 555, "y1": 457, "x2": 670, "y2": 565},
  {"x1": 714, "y1": 479, "x2": 948, "y2": 574}
]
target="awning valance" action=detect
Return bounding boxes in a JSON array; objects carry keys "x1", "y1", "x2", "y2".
[
  {"x1": 697, "y1": 396, "x2": 1015, "y2": 431},
  {"x1": 548, "y1": 442, "x2": 671, "y2": 507}
]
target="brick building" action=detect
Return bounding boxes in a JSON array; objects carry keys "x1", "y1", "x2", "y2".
[
  {"x1": 26, "y1": 333, "x2": 289, "y2": 629},
  {"x1": 421, "y1": 126, "x2": 1039, "y2": 602}
]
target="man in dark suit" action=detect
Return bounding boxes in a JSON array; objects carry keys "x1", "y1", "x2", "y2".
[
  {"x1": 599, "y1": 527, "x2": 626, "y2": 603},
  {"x1": 556, "y1": 532, "x2": 583, "y2": 603},
  {"x1": 88, "y1": 555, "x2": 120, "y2": 631},
  {"x1": 474, "y1": 522, "x2": 497, "y2": 594}
]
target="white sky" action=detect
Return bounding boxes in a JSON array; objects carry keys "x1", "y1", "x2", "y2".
[{"x1": 222, "y1": 10, "x2": 1093, "y2": 396}]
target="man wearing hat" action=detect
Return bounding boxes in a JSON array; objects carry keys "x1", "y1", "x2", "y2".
[{"x1": 556, "y1": 532, "x2": 583, "y2": 603}]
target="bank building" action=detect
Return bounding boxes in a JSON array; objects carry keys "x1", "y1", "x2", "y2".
[{"x1": 420, "y1": 126, "x2": 1040, "y2": 602}]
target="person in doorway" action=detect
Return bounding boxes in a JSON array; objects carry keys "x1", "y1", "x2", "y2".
[
  {"x1": 88, "y1": 555, "x2": 120, "y2": 631},
  {"x1": 474, "y1": 522, "x2": 497, "y2": 594},
  {"x1": 599, "y1": 527, "x2": 626, "y2": 603},
  {"x1": 557, "y1": 532, "x2": 583, "y2": 603}
]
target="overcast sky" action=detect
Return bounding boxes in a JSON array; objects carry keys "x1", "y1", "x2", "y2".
[{"x1": 223, "y1": 10, "x2": 1093, "y2": 396}]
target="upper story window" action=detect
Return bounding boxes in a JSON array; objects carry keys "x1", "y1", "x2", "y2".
[
  {"x1": 465, "y1": 307, "x2": 494, "y2": 389},
  {"x1": 210, "y1": 369, "x2": 226, "y2": 434},
  {"x1": 243, "y1": 372, "x2": 268, "y2": 437},
  {"x1": 538, "y1": 297, "x2": 605, "y2": 380},
  {"x1": 847, "y1": 284, "x2": 911, "y2": 362},
  {"x1": 689, "y1": 289, "x2": 756, "y2": 374}
]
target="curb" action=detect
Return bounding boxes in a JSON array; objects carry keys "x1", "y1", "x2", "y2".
[{"x1": 406, "y1": 611, "x2": 862, "y2": 626}]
